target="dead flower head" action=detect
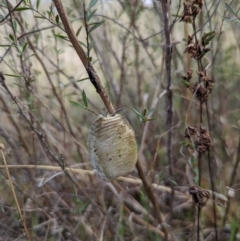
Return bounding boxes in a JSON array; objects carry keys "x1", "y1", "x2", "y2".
[
  {"x1": 185, "y1": 125, "x2": 211, "y2": 157},
  {"x1": 197, "y1": 71, "x2": 214, "y2": 94},
  {"x1": 189, "y1": 186, "x2": 210, "y2": 208},
  {"x1": 195, "y1": 125, "x2": 212, "y2": 157},
  {"x1": 184, "y1": 35, "x2": 202, "y2": 59},
  {"x1": 180, "y1": 0, "x2": 203, "y2": 23},
  {"x1": 192, "y1": 82, "x2": 209, "y2": 103}
]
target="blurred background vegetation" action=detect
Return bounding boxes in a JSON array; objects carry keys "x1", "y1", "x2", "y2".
[{"x1": 0, "y1": 0, "x2": 240, "y2": 240}]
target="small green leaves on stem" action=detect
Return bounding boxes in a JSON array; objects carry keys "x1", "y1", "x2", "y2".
[
  {"x1": 69, "y1": 91, "x2": 88, "y2": 109},
  {"x1": 223, "y1": 2, "x2": 240, "y2": 23},
  {"x1": 17, "y1": 42, "x2": 28, "y2": 56},
  {"x1": 76, "y1": 26, "x2": 83, "y2": 37},
  {"x1": 86, "y1": 9, "x2": 97, "y2": 22},
  {"x1": 82, "y1": 90, "x2": 88, "y2": 107},
  {"x1": 36, "y1": 0, "x2": 41, "y2": 10},
  {"x1": 69, "y1": 99, "x2": 98, "y2": 116},
  {"x1": 53, "y1": 34, "x2": 69, "y2": 41},
  {"x1": 88, "y1": 0, "x2": 98, "y2": 11},
  {"x1": 15, "y1": 7, "x2": 30, "y2": 11},
  {"x1": 4, "y1": 73, "x2": 24, "y2": 78},
  {"x1": 88, "y1": 21, "x2": 105, "y2": 33},
  {"x1": 9, "y1": 34, "x2": 15, "y2": 42},
  {"x1": 13, "y1": 19, "x2": 18, "y2": 33},
  {"x1": 132, "y1": 107, "x2": 156, "y2": 123},
  {"x1": 68, "y1": 100, "x2": 84, "y2": 109},
  {"x1": 202, "y1": 31, "x2": 216, "y2": 46},
  {"x1": 55, "y1": 14, "x2": 59, "y2": 24},
  {"x1": 225, "y1": 2, "x2": 238, "y2": 17},
  {"x1": 222, "y1": 16, "x2": 240, "y2": 23}
]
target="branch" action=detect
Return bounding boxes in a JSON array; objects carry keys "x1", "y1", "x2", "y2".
[
  {"x1": 51, "y1": 1, "x2": 169, "y2": 235},
  {"x1": 158, "y1": 0, "x2": 174, "y2": 223},
  {"x1": 52, "y1": 0, "x2": 115, "y2": 114}
]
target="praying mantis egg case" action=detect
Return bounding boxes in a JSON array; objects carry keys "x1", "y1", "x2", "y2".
[{"x1": 87, "y1": 114, "x2": 138, "y2": 181}]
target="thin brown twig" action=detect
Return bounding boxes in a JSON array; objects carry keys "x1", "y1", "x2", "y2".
[{"x1": 0, "y1": 146, "x2": 31, "y2": 240}]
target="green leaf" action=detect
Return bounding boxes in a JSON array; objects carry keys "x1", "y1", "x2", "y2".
[
  {"x1": 86, "y1": 9, "x2": 97, "y2": 22},
  {"x1": 0, "y1": 44, "x2": 12, "y2": 47},
  {"x1": 9, "y1": 34, "x2": 15, "y2": 42},
  {"x1": 168, "y1": 178, "x2": 178, "y2": 186},
  {"x1": 147, "y1": 108, "x2": 155, "y2": 116},
  {"x1": 222, "y1": 16, "x2": 231, "y2": 21},
  {"x1": 82, "y1": 90, "x2": 88, "y2": 107},
  {"x1": 131, "y1": 107, "x2": 143, "y2": 118},
  {"x1": 13, "y1": 19, "x2": 17, "y2": 33},
  {"x1": 225, "y1": 2, "x2": 237, "y2": 16},
  {"x1": 77, "y1": 77, "x2": 89, "y2": 82},
  {"x1": 69, "y1": 100, "x2": 84, "y2": 108},
  {"x1": 34, "y1": 15, "x2": 45, "y2": 19},
  {"x1": 88, "y1": 20, "x2": 105, "y2": 33},
  {"x1": 36, "y1": 0, "x2": 41, "y2": 10},
  {"x1": 202, "y1": 31, "x2": 216, "y2": 46},
  {"x1": 142, "y1": 117, "x2": 156, "y2": 123},
  {"x1": 14, "y1": 7, "x2": 30, "y2": 11},
  {"x1": 76, "y1": 26, "x2": 83, "y2": 37},
  {"x1": 22, "y1": 42, "x2": 28, "y2": 53},
  {"x1": 88, "y1": 0, "x2": 98, "y2": 10},
  {"x1": 88, "y1": 41, "x2": 95, "y2": 52},
  {"x1": 79, "y1": 41, "x2": 87, "y2": 48},
  {"x1": 143, "y1": 109, "x2": 147, "y2": 117},
  {"x1": 53, "y1": 34, "x2": 68, "y2": 41},
  {"x1": 4, "y1": 73, "x2": 24, "y2": 77},
  {"x1": 55, "y1": 14, "x2": 59, "y2": 24}
]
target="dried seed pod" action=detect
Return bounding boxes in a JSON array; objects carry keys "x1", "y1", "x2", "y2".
[{"x1": 87, "y1": 114, "x2": 138, "y2": 181}]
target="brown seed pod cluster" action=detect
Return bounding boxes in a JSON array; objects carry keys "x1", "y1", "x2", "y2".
[
  {"x1": 192, "y1": 82, "x2": 209, "y2": 103},
  {"x1": 180, "y1": 0, "x2": 203, "y2": 23},
  {"x1": 185, "y1": 125, "x2": 211, "y2": 157},
  {"x1": 87, "y1": 114, "x2": 138, "y2": 181},
  {"x1": 184, "y1": 35, "x2": 201, "y2": 59},
  {"x1": 189, "y1": 186, "x2": 229, "y2": 208},
  {"x1": 182, "y1": 69, "x2": 214, "y2": 103},
  {"x1": 196, "y1": 126, "x2": 212, "y2": 157},
  {"x1": 184, "y1": 35, "x2": 211, "y2": 60},
  {"x1": 189, "y1": 186, "x2": 210, "y2": 208},
  {"x1": 197, "y1": 71, "x2": 214, "y2": 94}
]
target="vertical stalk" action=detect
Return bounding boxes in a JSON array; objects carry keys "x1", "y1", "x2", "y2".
[{"x1": 159, "y1": 0, "x2": 174, "y2": 223}]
